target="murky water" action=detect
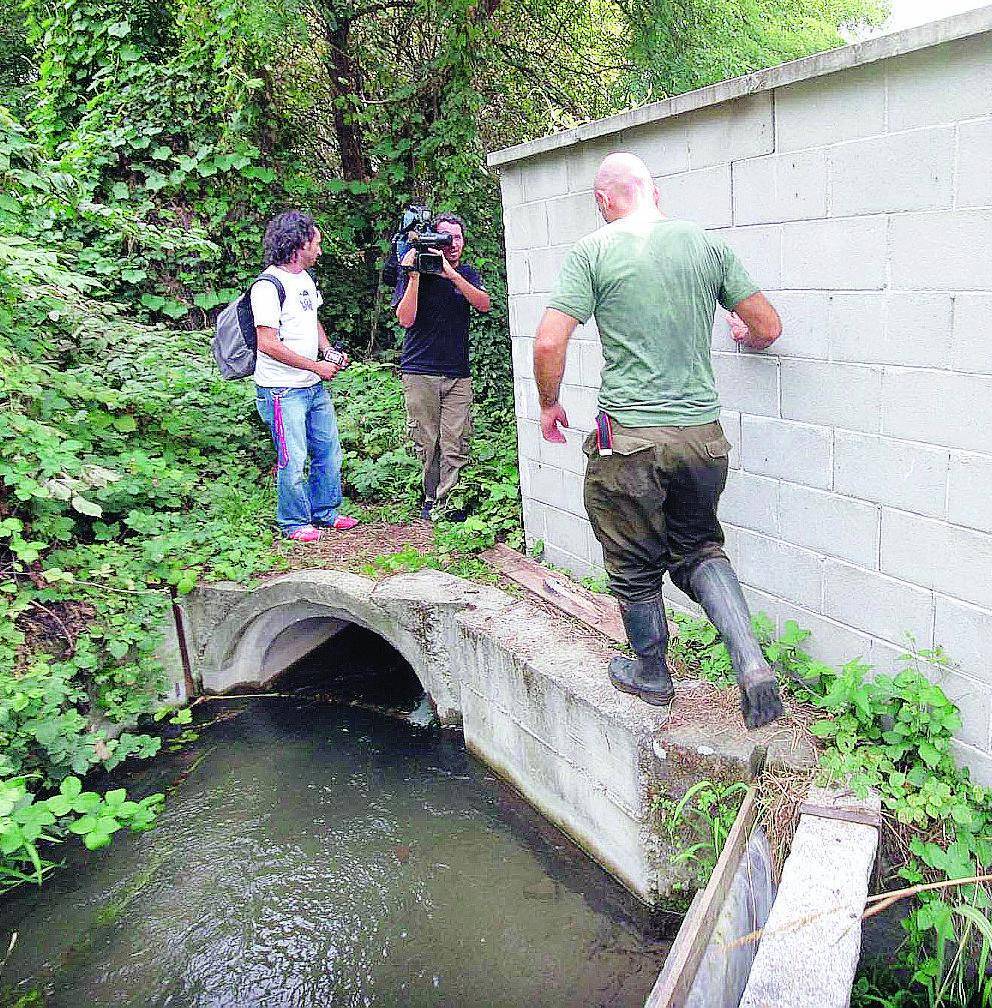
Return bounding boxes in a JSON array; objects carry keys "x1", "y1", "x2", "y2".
[{"x1": 2, "y1": 627, "x2": 676, "y2": 1008}]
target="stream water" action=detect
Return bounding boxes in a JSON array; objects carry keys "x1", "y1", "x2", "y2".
[{"x1": 1, "y1": 626, "x2": 676, "y2": 1008}]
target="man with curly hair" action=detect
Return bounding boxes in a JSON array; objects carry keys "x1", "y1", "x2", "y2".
[{"x1": 252, "y1": 210, "x2": 359, "y2": 542}]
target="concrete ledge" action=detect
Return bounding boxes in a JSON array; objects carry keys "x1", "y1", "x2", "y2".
[
  {"x1": 487, "y1": 6, "x2": 992, "y2": 167},
  {"x1": 179, "y1": 568, "x2": 813, "y2": 904},
  {"x1": 740, "y1": 786, "x2": 880, "y2": 1008}
]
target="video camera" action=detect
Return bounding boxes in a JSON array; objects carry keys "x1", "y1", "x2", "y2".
[{"x1": 394, "y1": 205, "x2": 453, "y2": 275}]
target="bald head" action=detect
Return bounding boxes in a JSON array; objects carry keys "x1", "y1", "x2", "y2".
[{"x1": 593, "y1": 153, "x2": 658, "y2": 221}]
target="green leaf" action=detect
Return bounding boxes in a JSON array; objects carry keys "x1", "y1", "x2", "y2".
[
  {"x1": 71, "y1": 495, "x2": 103, "y2": 518},
  {"x1": 107, "y1": 21, "x2": 131, "y2": 36}
]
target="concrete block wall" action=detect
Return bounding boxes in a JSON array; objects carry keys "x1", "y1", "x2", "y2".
[{"x1": 493, "y1": 13, "x2": 992, "y2": 783}]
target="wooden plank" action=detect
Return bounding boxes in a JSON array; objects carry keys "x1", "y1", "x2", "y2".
[
  {"x1": 482, "y1": 543, "x2": 677, "y2": 642},
  {"x1": 644, "y1": 778, "x2": 763, "y2": 1008}
]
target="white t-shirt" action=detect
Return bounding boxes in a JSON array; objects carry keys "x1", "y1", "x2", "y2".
[{"x1": 250, "y1": 265, "x2": 323, "y2": 388}]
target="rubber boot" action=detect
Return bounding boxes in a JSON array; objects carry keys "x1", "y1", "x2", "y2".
[
  {"x1": 608, "y1": 598, "x2": 675, "y2": 706},
  {"x1": 688, "y1": 557, "x2": 784, "y2": 729}
]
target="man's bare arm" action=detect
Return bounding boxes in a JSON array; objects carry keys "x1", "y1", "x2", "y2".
[
  {"x1": 256, "y1": 327, "x2": 338, "y2": 380},
  {"x1": 442, "y1": 258, "x2": 490, "y2": 312},
  {"x1": 729, "y1": 292, "x2": 782, "y2": 351},
  {"x1": 534, "y1": 308, "x2": 580, "y2": 442}
]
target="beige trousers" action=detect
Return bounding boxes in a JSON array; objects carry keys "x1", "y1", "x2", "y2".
[{"x1": 401, "y1": 374, "x2": 473, "y2": 505}]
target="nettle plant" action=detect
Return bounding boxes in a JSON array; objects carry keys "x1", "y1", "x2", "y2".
[{"x1": 674, "y1": 613, "x2": 992, "y2": 1008}]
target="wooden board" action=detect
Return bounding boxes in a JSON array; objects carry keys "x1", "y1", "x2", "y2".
[
  {"x1": 644, "y1": 778, "x2": 763, "y2": 1008},
  {"x1": 482, "y1": 543, "x2": 677, "y2": 642}
]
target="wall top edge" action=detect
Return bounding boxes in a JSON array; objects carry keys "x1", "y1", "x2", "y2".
[{"x1": 486, "y1": 5, "x2": 992, "y2": 168}]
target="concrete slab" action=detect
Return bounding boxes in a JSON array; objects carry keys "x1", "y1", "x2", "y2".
[{"x1": 739, "y1": 786, "x2": 880, "y2": 1008}]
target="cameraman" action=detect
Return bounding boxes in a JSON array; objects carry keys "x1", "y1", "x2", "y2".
[{"x1": 393, "y1": 214, "x2": 490, "y2": 520}]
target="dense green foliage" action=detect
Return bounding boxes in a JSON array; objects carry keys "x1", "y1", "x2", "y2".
[
  {"x1": 10, "y1": 0, "x2": 948, "y2": 1003},
  {"x1": 674, "y1": 613, "x2": 992, "y2": 1008}
]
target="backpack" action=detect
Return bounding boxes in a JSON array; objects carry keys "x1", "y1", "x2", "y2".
[{"x1": 212, "y1": 274, "x2": 286, "y2": 380}]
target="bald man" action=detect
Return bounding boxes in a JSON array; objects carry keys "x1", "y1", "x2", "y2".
[{"x1": 533, "y1": 152, "x2": 784, "y2": 729}]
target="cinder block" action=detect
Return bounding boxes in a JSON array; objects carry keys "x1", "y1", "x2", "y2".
[
  {"x1": 780, "y1": 360, "x2": 883, "y2": 434},
  {"x1": 881, "y1": 508, "x2": 992, "y2": 610},
  {"x1": 931, "y1": 669, "x2": 992, "y2": 749},
  {"x1": 886, "y1": 33, "x2": 992, "y2": 131},
  {"x1": 519, "y1": 157, "x2": 568, "y2": 202},
  {"x1": 712, "y1": 352, "x2": 780, "y2": 417},
  {"x1": 562, "y1": 469, "x2": 586, "y2": 518},
  {"x1": 545, "y1": 504, "x2": 593, "y2": 560},
  {"x1": 774, "y1": 63, "x2": 886, "y2": 152},
  {"x1": 957, "y1": 117, "x2": 992, "y2": 209},
  {"x1": 711, "y1": 225, "x2": 783, "y2": 290},
  {"x1": 571, "y1": 317, "x2": 601, "y2": 343},
  {"x1": 566, "y1": 136, "x2": 630, "y2": 193},
  {"x1": 764, "y1": 291, "x2": 831, "y2": 359},
  {"x1": 499, "y1": 165, "x2": 523, "y2": 209},
  {"x1": 526, "y1": 459, "x2": 565, "y2": 507},
  {"x1": 881, "y1": 369, "x2": 992, "y2": 452},
  {"x1": 546, "y1": 193, "x2": 601, "y2": 245},
  {"x1": 580, "y1": 340, "x2": 605, "y2": 388},
  {"x1": 684, "y1": 92, "x2": 774, "y2": 168},
  {"x1": 711, "y1": 309, "x2": 739, "y2": 353},
  {"x1": 558, "y1": 384, "x2": 598, "y2": 433},
  {"x1": 539, "y1": 427, "x2": 588, "y2": 474},
  {"x1": 719, "y1": 470, "x2": 780, "y2": 536},
  {"x1": 823, "y1": 294, "x2": 885, "y2": 364},
  {"x1": 773, "y1": 600, "x2": 877, "y2": 669},
  {"x1": 828, "y1": 126, "x2": 955, "y2": 215},
  {"x1": 522, "y1": 497, "x2": 547, "y2": 546},
  {"x1": 822, "y1": 560, "x2": 934, "y2": 647},
  {"x1": 947, "y1": 452, "x2": 992, "y2": 533},
  {"x1": 513, "y1": 378, "x2": 540, "y2": 421},
  {"x1": 658, "y1": 164, "x2": 732, "y2": 228},
  {"x1": 830, "y1": 294, "x2": 953, "y2": 369},
  {"x1": 721, "y1": 410, "x2": 741, "y2": 470},
  {"x1": 513, "y1": 293, "x2": 550, "y2": 336},
  {"x1": 736, "y1": 529, "x2": 824, "y2": 611},
  {"x1": 778, "y1": 483, "x2": 881, "y2": 568},
  {"x1": 506, "y1": 253, "x2": 529, "y2": 296},
  {"x1": 782, "y1": 217, "x2": 887, "y2": 290},
  {"x1": 950, "y1": 739, "x2": 992, "y2": 788},
  {"x1": 934, "y1": 594, "x2": 992, "y2": 675},
  {"x1": 527, "y1": 246, "x2": 571, "y2": 294},
  {"x1": 732, "y1": 151, "x2": 828, "y2": 225},
  {"x1": 740, "y1": 416, "x2": 833, "y2": 489},
  {"x1": 833, "y1": 431, "x2": 948, "y2": 519},
  {"x1": 951, "y1": 294, "x2": 992, "y2": 373},
  {"x1": 889, "y1": 211, "x2": 992, "y2": 290},
  {"x1": 561, "y1": 341, "x2": 582, "y2": 386},
  {"x1": 503, "y1": 202, "x2": 548, "y2": 250},
  {"x1": 623, "y1": 119, "x2": 690, "y2": 177},
  {"x1": 511, "y1": 336, "x2": 534, "y2": 379},
  {"x1": 586, "y1": 528, "x2": 606, "y2": 569},
  {"x1": 516, "y1": 418, "x2": 542, "y2": 463}
]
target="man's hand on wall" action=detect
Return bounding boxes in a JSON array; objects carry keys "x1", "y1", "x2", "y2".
[
  {"x1": 540, "y1": 402, "x2": 569, "y2": 443},
  {"x1": 726, "y1": 311, "x2": 750, "y2": 344}
]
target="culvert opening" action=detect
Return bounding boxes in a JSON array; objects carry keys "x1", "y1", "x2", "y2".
[{"x1": 271, "y1": 621, "x2": 428, "y2": 717}]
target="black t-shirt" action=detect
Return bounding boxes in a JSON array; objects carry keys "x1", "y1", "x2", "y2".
[{"x1": 392, "y1": 264, "x2": 484, "y2": 378}]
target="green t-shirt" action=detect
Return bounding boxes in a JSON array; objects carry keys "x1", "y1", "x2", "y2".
[{"x1": 547, "y1": 211, "x2": 759, "y2": 427}]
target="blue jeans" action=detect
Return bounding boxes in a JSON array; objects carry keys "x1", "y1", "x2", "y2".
[{"x1": 255, "y1": 384, "x2": 343, "y2": 535}]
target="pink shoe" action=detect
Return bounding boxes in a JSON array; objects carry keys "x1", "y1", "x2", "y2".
[
  {"x1": 286, "y1": 525, "x2": 322, "y2": 543},
  {"x1": 329, "y1": 515, "x2": 359, "y2": 531}
]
